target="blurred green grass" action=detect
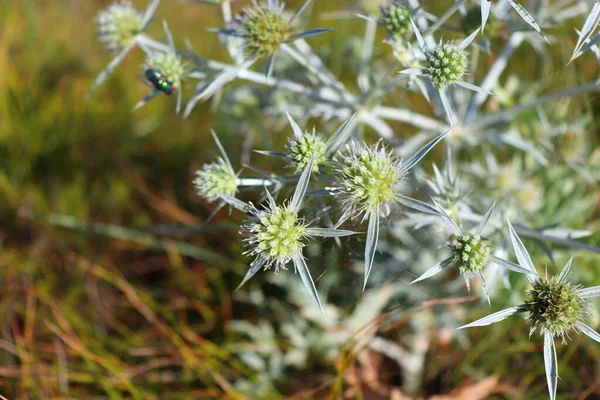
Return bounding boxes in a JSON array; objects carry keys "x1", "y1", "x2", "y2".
[{"x1": 0, "y1": 0, "x2": 599, "y2": 398}]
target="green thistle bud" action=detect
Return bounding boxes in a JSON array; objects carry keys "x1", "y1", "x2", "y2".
[
  {"x1": 245, "y1": 203, "x2": 308, "y2": 272},
  {"x1": 96, "y1": 1, "x2": 143, "y2": 52},
  {"x1": 287, "y1": 130, "x2": 327, "y2": 174},
  {"x1": 194, "y1": 158, "x2": 238, "y2": 202},
  {"x1": 234, "y1": 2, "x2": 291, "y2": 59},
  {"x1": 335, "y1": 142, "x2": 403, "y2": 218},
  {"x1": 525, "y1": 276, "x2": 587, "y2": 340},
  {"x1": 450, "y1": 234, "x2": 490, "y2": 277},
  {"x1": 425, "y1": 43, "x2": 468, "y2": 88},
  {"x1": 379, "y1": 1, "x2": 412, "y2": 39},
  {"x1": 144, "y1": 53, "x2": 186, "y2": 88}
]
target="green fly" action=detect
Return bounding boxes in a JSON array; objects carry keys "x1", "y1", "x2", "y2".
[{"x1": 144, "y1": 69, "x2": 175, "y2": 95}]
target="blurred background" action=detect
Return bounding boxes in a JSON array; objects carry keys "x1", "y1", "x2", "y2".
[{"x1": 1, "y1": 0, "x2": 599, "y2": 398}]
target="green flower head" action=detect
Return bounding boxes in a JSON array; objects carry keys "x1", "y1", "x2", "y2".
[
  {"x1": 425, "y1": 43, "x2": 469, "y2": 88},
  {"x1": 234, "y1": 1, "x2": 291, "y2": 59},
  {"x1": 96, "y1": 1, "x2": 143, "y2": 52},
  {"x1": 194, "y1": 158, "x2": 238, "y2": 203},
  {"x1": 450, "y1": 234, "x2": 491, "y2": 278},
  {"x1": 287, "y1": 129, "x2": 327, "y2": 174},
  {"x1": 525, "y1": 275, "x2": 587, "y2": 340},
  {"x1": 335, "y1": 142, "x2": 403, "y2": 218},
  {"x1": 379, "y1": 1, "x2": 412, "y2": 39},
  {"x1": 244, "y1": 202, "x2": 308, "y2": 273},
  {"x1": 144, "y1": 52, "x2": 186, "y2": 87}
]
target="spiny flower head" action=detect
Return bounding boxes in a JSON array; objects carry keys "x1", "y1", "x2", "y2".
[
  {"x1": 425, "y1": 42, "x2": 468, "y2": 88},
  {"x1": 335, "y1": 142, "x2": 403, "y2": 218},
  {"x1": 450, "y1": 234, "x2": 491, "y2": 278},
  {"x1": 96, "y1": 1, "x2": 143, "y2": 52},
  {"x1": 233, "y1": 1, "x2": 291, "y2": 59},
  {"x1": 193, "y1": 158, "x2": 238, "y2": 202},
  {"x1": 144, "y1": 53, "x2": 186, "y2": 88},
  {"x1": 244, "y1": 202, "x2": 308, "y2": 272},
  {"x1": 287, "y1": 129, "x2": 327, "y2": 174},
  {"x1": 524, "y1": 275, "x2": 587, "y2": 340},
  {"x1": 379, "y1": 1, "x2": 412, "y2": 39}
]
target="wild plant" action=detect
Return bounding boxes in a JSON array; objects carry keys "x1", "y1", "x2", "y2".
[{"x1": 88, "y1": 0, "x2": 600, "y2": 397}]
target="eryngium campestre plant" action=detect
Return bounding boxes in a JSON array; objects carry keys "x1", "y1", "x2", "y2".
[
  {"x1": 425, "y1": 43, "x2": 468, "y2": 89},
  {"x1": 287, "y1": 129, "x2": 327, "y2": 173},
  {"x1": 379, "y1": 1, "x2": 412, "y2": 39},
  {"x1": 96, "y1": 0, "x2": 143, "y2": 52},
  {"x1": 459, "y1": 221, "x2": 600, "y2": 400},
  {"x1": 233, "y1": 1, "x2": 291, "y2": 59}
]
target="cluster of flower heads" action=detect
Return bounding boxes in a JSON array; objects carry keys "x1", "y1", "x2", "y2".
[
  {"x1": 193, "y1": 113, "x2": 599, "y2": 400},
  {"x1": 90, "y1": 0, "x2": 600, "y2": 398}
]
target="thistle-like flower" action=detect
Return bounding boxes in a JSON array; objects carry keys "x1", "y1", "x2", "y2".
[
  {"x1": 335, "y1": 142, "x2": 402, "y2": 219},
  {"x1": 223, "y1": 156, "x2": 355, "y2": 318},
  {"x1": 287, "y1": 130, "x2": 327, "y2": 173},
  {"x1": 217, "y1": 0, "x2": 332, "y2": 69},
  {"x1": 194, "y1": 159, "x2": 238, "y2": 203},
  {"x1": 332, "y1": 130, "x2": 448, "y2": 290},
  {"x1": 257, "y1": 113, "x2": 356, "y2": 175},
  {"x1": 234, "y1": 1, "x2": 291, "y2": 60},
  {"x1": 379, "y1": 1, "x2": 412, "y2": 40},
  {"x1": 411, "y1": 203, "x2": 532, "y2": 302},
  {"x1": 425, "y1": 43, "x2": 468, "y2": 89},
  {"x1": 96, "y1": 1, "x2": 143, "y2": 52},
  {"x1": 211, "y1": 0, "x2": 332, "y2": 79},
  {"x1": 459, "y1": 220, "x2": 600, "y2": 400},
  {"x1": 400, "y1": 21, "x2": 487, "y2": 125},
  {"x1": 194, "y1": 132, "x2": 239, "y2": 203},
  {"x1": 144, "y1": 52, "x2": 186, "y2": 91}
]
